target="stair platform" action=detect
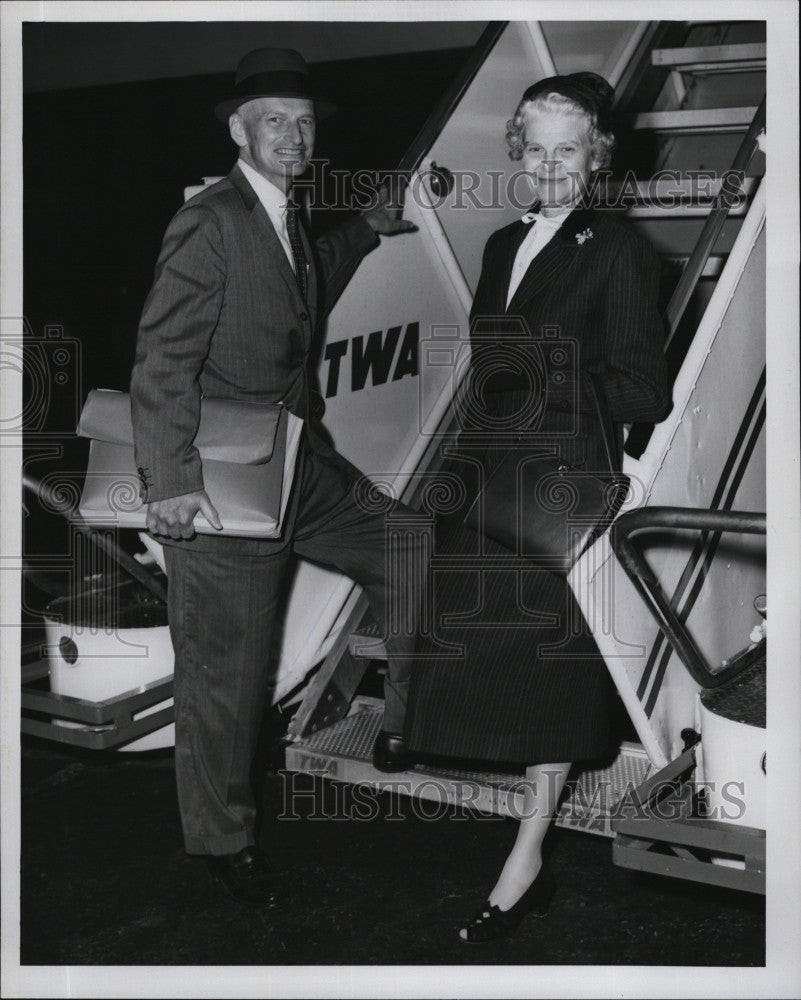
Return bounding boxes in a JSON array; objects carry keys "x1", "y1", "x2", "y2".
[{"x1": 285, "y1": 700, "x2": 654, "y2": 838}]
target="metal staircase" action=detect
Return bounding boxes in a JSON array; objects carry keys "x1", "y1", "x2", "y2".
[
  {"x1": 622, "y1": 20, "x2": 765, "y2": 456},
  {"x1": 284, "y1": 19, "x2": 767, "y2": 852}
]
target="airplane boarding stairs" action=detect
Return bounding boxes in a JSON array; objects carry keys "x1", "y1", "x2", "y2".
[
  {"x1": 283, "y1": 20, "x2": 768, "y2": 892},
  {"x1": 22, "y1": 21, "x2": 768, "y2": 890}
]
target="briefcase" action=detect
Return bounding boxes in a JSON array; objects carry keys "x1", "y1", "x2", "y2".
[{"x1": 76, "y1": 390, "x2": 303, "y2": 538}]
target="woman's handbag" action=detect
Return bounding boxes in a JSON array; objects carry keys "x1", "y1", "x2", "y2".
[
  {"x1": 463, "y1": 374, "x2": 629, "y2": 575},
  {"x1": 76, "y1": 390, "x2": 303, "y2": 538}
]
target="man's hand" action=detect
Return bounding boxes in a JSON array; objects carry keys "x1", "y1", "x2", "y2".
[
  {"x1": 363, "y1": 181, "x2": 418, "y2": 236},
  {"x1": 146, "y1": 489, "x2": 222, "y2": 540}
]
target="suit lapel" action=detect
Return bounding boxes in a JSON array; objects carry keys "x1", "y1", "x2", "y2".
[
  {"x1": 474, "y1": 221, "x2": 531, "y2": 316},
  {"x1": 506, "y1": 205, "x2": 597, "y2": 315},
  {"x1": 228, "y1": 165, "x2": 313, "y2": 346},
  {"x1": 501, "y1": 221, "x2": 535, "y2": 307}
]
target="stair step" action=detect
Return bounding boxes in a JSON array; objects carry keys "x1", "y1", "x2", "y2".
[
  {"x1": 284, "y1": 702, "x2": 654, "y2": 837},
  {"x1": 663, "y1": 255, "x2": 726, "y2": 279},
  {"x1": 626, "y1": 107, "x2": 758, "y2": 135},
  {"x1": 598, "y1": 176, "x2": 755, "y2": 219},
  {"x1": 603, "y1": 175, "x2": 757, "y2": 204},
  {"x1": 604, "y1": 177, "x2": 759, "y2": 204},
  {"x1": 625, "y1": 202, "x2": 748, "y2": 220},
  {"x1": 349, "y1": 621, "x2": 388, "y2": 660},
  {"x1": 652, "y1": 43, "x2": 766, "y2": 74}
]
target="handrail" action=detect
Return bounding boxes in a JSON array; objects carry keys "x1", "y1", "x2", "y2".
[
  {"x1": 23, "y1": 473, "x2": 168, "y2": 604},
  {"x1": 613, "y1": 21, "x2": 693, "y2": 114},
  {"x1": 610, "y1": 507, "x2": 765, "y2": 689},
  {"x1": 607, "y1": 21, "x2": 661, "y2": 93},
  {"x1": 319, "y1": 21, "x2": 507, "y2": 323},
  {"x1": 663, "y1": 96, "x2": 766, "y2": 347},
  {"x1": 625, "y1": 96, "x2": 765, "y2": 459},
  {"x1": 521, "y1": 22, "x2": 556, "y2": 78},
  {"x1": 395, "y1": 21, "x2": 508, "y2": 178}
]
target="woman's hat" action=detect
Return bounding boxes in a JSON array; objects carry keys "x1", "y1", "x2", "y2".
[
  {"x1": 214, "y1": 48, "x2": 336, "y2": 122},
  {"x1": 521, "y1": 72, "x2": 615, "y2": 128}
]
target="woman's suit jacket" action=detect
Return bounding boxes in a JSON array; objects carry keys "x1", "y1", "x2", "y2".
[
  {"x1": 129, "y1": 163, "x2": 378, "y2": 554},
  {"x1": 468, "y1": 203, "x2": 671, "y2": 473}
]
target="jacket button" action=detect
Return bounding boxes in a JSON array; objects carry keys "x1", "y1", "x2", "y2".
[{"x1": 299, "y1": 312, "x2": 309, "y2": 322}]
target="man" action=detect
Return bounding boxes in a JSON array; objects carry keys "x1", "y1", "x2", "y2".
[{"x1": 130, "y1": 48, "x2": 421, "y2": 906}]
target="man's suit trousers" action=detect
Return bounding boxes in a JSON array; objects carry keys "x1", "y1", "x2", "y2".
[{"x1": 163, "y1": 447, "x2": 429, "y2": 855}]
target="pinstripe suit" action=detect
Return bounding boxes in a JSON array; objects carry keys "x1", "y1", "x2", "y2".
[
  {"x1": 405, "y1": 205, "x2": 671, "y2": 764},
  {"x1": 130, "y1": 164, "x2": 425, "y2": 854},
  {"x1": 131, "y1": 163, "x2": 375, "y2": 548}
]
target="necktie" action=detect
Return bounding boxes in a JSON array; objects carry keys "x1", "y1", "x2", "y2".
[{"x1": 285, "y1": 200, "x2": 308, "y2": 300}]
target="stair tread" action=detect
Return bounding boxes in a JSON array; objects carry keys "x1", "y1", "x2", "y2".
[
  {"x1": 628, "y1": 106, "x2": 758, "y2": 126},
  {"x1": 285, "y1": 705, "x2": 652, "y2": 834},
  {"x1": 653, "y1": 42, "x2": 766, "y2": 67},
  {"x1": 349, "y1": 621, "x2": 388, "y2": 660},
  {"x1": 662, "y1": 255, "x2": 725, "y2": 278},
  {"x1": 626, "y1": 107, "x2": 759, "y2": 135},
  {"x1": 700, "y1": 652, "x2": 766, "y2": 729},
  {"x1": 601, "y1": 176, "x2": 757, "y2": 200}
]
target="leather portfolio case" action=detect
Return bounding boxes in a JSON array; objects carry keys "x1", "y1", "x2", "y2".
[{"x1": 76, "y1": 390, "x2": 303, "y2": 538}]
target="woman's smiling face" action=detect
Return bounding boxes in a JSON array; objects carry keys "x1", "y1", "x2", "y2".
[{"x1": 520, "y1": 105, "x2": 599, "y2": 213}]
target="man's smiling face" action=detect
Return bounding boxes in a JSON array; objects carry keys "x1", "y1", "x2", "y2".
[{"x1": 230, "y1": 96, "x2": 316, "y2": 192}]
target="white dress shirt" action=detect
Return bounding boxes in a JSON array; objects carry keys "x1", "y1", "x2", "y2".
[
  {"x1": 506, "y1": 205, "x2": 573, "y2": 308},
  {"x1": 237, "y1": 158, "x2": 298, "y2": 273}
]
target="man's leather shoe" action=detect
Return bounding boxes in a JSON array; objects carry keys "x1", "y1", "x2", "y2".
[
  {"x1": 206, "y1": 846, "x2": 283, "y2": 907},
  {"x1": 373, "y1": 731, "x2": 414, "y2": 773}
]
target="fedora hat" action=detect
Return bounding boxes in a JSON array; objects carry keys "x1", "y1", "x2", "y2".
[{"x1": 215, "y1": 48, "x2": 336, "y2": 122}]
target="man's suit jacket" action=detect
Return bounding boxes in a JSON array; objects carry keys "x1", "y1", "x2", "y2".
[
  {"x1": 130, "y1": 163, "x2": 378, "y2": 553},
  {"x1": 467, "y1": 204, "x2": 672, "y2": 473}
]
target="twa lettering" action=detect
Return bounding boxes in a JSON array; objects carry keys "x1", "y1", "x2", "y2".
[{"x1": 323, "y1": 322, "x2": 419, "y2": 398}]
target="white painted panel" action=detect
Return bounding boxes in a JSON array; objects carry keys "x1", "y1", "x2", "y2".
[{"x1": 575, "y1": 194, "x2": 766, "y2": 766}]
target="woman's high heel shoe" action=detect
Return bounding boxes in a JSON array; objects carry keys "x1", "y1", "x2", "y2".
[{"x1": 459, "y1": 864, "x2": 556, "y2": 943}]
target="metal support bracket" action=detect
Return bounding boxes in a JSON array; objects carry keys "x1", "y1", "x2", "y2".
[{"x1": 22, "y1": 668, "x2": 174, "y2": 750}]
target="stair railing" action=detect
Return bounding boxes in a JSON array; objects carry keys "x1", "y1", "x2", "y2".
[
  {"x1": 662, "y1": 96, "x2": 766, "y2": 349},
  {"x1": 22, "y1": 472, "x2": 168, "y2": 604},
  {"x1": 625, "y1": 96, "x2": 765, "y2": 458}
]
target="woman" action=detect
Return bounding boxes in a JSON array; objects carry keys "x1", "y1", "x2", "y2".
[{"x1": 404, "y1": 73, "x2": 671, "y2": 942}]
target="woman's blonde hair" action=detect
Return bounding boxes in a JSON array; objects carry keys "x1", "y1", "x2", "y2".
[{"x1": 505, "y1": 91, "x2": 615, "y2": 169}]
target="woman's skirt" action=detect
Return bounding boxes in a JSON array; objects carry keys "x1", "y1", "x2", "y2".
[{"x1": 404, "y1": 453, "x2": 617, "y2": 766}]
